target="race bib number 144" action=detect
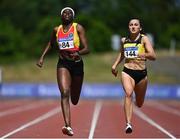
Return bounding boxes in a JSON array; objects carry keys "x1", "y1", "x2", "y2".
[{"x1": 124, "y1": 47, "x2": 138, "y2": 58}]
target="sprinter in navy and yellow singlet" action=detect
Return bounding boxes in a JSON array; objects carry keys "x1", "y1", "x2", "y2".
[
  {"x1": 37, "y1": 7, "x2": 89, "y2": 136},
  {"x1": 112, "y1": 18, "x2": 156, "y2": 134}
]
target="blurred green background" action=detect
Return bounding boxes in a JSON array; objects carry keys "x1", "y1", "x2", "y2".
[{"x1": 0, "y1": 0, "x2": 180, "y2": 84}]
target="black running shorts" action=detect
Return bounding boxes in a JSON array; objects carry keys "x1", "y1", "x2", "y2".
[
  {"x1": 123, "y1": 66, "x2": 147, "y2": 85},
  {"x1": 57, "y1": 58, "x2": 84, "y2": 76}
]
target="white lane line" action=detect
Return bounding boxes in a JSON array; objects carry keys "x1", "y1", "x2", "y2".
[
  {"x1": 0, "y1": 101, "x2": 48, "y2": 117},
  {"x1": 134, "y1": 107, "x2": 176, "y2": 139},
  {"x1": 88, "y1": 100, "x2": 102, "y2": 139},
  {"x1": 1, "y1": 107, "x2": 60, "y2": 139},
  {"x1": 146, "y1": 101, "x2": 180, "y2": 116}
]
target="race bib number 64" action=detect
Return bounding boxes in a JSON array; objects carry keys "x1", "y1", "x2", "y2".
[{"x1": 124, "y1": 47, "x2": 138, "y2": 58}]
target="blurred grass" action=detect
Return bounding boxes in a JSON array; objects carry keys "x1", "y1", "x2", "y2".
[{"x1": 1, "y1": 50, "x2": 180, "y2": 84}]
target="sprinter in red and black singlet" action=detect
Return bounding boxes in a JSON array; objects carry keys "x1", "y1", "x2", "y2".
[{"x1": 37, "y1": 7, "x2": 89, "y2": 136}]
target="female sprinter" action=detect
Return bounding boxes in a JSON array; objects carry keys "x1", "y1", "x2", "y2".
[
  {"x1": 37, "y1": 7, "x2": 89, "y2": 136},
  {"x1": 111, "y1": 18, "x2": 156, "y2": 133}
]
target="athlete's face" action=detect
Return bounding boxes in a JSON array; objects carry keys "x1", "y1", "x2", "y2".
[
  {"x1": 128, "y1": 19, "x2": 141, "y2": 34},
  {"x1": 61, "y1": 9, "x2": 74, "y2": 25}
]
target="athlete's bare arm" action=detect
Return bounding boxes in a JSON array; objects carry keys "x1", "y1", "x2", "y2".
[
  {"x1": 36, "y1": 27, "x2": 57, "y2": 68},
  {"x1": 139, "y1": 36, "x2": 156, "y2": 61},
  {"x1": 111, "y1": 38, "x2": 125, "y2": 77},
  {"x1": 50, "y1": 27, "x2": 58, "y2": 47},
  {"x1": 77, "y1": 24, "x2": 89, "y2": 55}
]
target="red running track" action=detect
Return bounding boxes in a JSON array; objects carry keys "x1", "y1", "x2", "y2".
[{"x1": 0, "y1": 98, "x2": 179, "y2": 138}]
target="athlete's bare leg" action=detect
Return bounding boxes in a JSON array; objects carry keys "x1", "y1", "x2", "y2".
[
  {"x1": 57, "y1": 68, "x2": 72, "y2": 127},
  {"x1": 121, "y1": 72, "x2": 135, "y2": 124},
  {"x1": 134, "y1": 77, "x2": 148, "y2": 107},
  {"x1": 70, "y1": 75, "x2": 84, "y2": 105}
]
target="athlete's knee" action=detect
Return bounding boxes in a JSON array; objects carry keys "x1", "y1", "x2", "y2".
[
  {"x1": 135, "y1": 94, "x2": 145, "y2": 108},
  {"x1": 71, "y1": 90, "x2": 81, "y2": 105},
  {"x1": 71, "y1": 92, "x2": 80, "y2": 105},
  {"x1": 71, "y1": 99, "x2": 79, "y2": 105},
  {"x1": 61, "y1": 89, "x2": 70, "y2": 99},
  {"x1": 135, "y1": 101, "x2": 144, "y2": 108},
  {"x1": 125, "y1": 92, "x2": 133, "y2": 98}
]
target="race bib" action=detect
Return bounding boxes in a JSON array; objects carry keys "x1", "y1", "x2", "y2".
[
  {"x1": 58, "y1": 40, "x2": 74, "y2": 50},
  {"x1": 124, "y1": 47, "x2": 138, "y2": 58}
]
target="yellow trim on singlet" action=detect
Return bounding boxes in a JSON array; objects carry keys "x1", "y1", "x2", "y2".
[
  {"x1": 56, "y1": 25, "x2": 61, "y2": 40},
  {"x1": 73, "y1": 23, "x2": 80, "y2": 47}
]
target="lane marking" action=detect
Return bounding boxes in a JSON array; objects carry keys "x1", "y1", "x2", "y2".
[
  {"x1": 146, "y1": 101, "x2": 180, "y2": 116},
  {"x1": 1, "y1": 107, "x2": 60, "y2": 139},
  {"x1": 134, "y1": 107, "x2": 176, "y2": 139},
  {"x1": 88, "y1": 100, "x2": 102, "y2": 139},
  {"x1": 0, "y1": 101, "x2": 50, "y2": 117}
]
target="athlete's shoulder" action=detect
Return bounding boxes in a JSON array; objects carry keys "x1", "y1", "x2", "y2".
[
  {"x1": 121, "y1": 37, "x2": 126, "y2": 44},
  {"x1": 141, "y1": 34, "x2": 149, "y2": 41},
  {"x1": 75, "y1": 22, "x2": 83, "y2": 28},
  {"x1": 141, "y1": 34, "x2": 147, "y2": 39},
  {"x1": 76, "y1": 23, "x2": 85, "y2": 32},
  {"x1": 53, "y1": 26, "x2": 59, "y2": 32}
]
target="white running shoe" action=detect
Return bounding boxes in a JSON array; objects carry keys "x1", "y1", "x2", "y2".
[
  {"x1": 125, "y1": 123, "x2": 132, "y2": 134},
  {"x1": 62, "y1": 126, "x2": 74, "y2": 136}
]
